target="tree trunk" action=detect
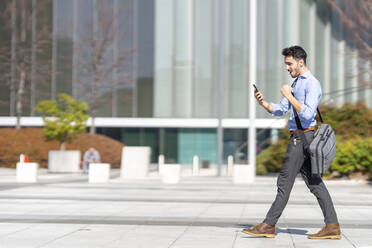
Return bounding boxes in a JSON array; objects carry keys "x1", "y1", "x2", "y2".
[
  {"x1": 16, "y1": 70, "x2": 25, "y2": 129},
  {"x1": 60, "y1": 142, "x2": 66, "y2": 150},
  {"x1": 90, "y1": 57, "x2": 99, "y2": 135},
  {"x1": 30, "y1": 0, "x2": 37, "y2": 116},
  {"x1": 90, "y1": 113, "x2": 96, "y2": 135},
  {"x1": 16, "y1": 0, "x2": 27, "y2": 129},
  {"x1": 10, "y1": 0, "x2": 17, "y2": 117},
  {"x1": 90, "y1": 2, "x2": 99, "y2": 135}
]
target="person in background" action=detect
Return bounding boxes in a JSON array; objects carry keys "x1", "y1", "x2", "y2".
[{"x1": 82, "y1": 147, "x2": 101, "y2": 174}]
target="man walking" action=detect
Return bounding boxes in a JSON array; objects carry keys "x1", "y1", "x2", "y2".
[{"x1": 242, "y1": 46, "x2": 341, "y2": 239}]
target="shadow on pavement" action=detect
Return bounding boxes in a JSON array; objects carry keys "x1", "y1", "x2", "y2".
[
  {"x1": 276, "y1": 227, "x2": 308, "y2": 236},
  {"x1": 238, "y1": 224, "x2": 308, "y2": 237}
]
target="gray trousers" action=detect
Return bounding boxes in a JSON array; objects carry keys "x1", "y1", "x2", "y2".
[{"x1": 264, "y1": 131, "x2": 338, "y2": 226}]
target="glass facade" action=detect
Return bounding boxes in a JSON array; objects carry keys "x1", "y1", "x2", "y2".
[
  {"x1": 0, "y1": 0, "x2": 370, "y2": 117},
  {"x1": 0, "y1": 0, "x2": 154, "y2": 118},
  {"x1": 154, "y1": 0, "x2": 371, "y2": 119},
  {"x1": 0, "y1": 0, "x2": 370, "y2": 164},
  {"x1": 98, "y1": 127, "x2": 272, "y2": 163}
]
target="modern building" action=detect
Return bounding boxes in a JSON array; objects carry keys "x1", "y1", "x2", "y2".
[{"x1": 0, "y1": 0, "x2": 370, "y2": 165}]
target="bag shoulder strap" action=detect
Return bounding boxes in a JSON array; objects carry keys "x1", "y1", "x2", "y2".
[
  {"x1": 316, "y1": 108, "x2": 323, "y2": 123},
  {"x1": 292, "y1": 106, "x2": 310, "y2": 152},
  {"x1": 291, "y1": 91, "x2": 323, "y2": 151},
  {"x1": 290, "y1": 77, "x2": 323, "y2": 123}
]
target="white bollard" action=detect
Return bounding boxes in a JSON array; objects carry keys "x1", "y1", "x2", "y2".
[
  {"x1": 192, "y1": 155, "x2": 199, "y2": 176},
  {"x1": 121, "y1": 146, "x2": 151, "y2": 179},
  {"x1": 16, "y1": 162, "x2": 38, "y2": 183},
  {"x1": 158, "y1": 154, "x2": 165, "y2": 176},
  {"x1": 48, "y1": 150, "x2": 81, "y2": 173},
  {"x1": 89, "y1": 163, "x2": 110, "y2": 183},
  {"x1": 161, "y1": 164, "x2": 181, "y2": 184},
  {"x1": 227, "y1": 155, "x2": 234, "y2": 176},
  {"x1": 19, "y1": 154, "x2": 25, "y2": 163},
  {"x1": 233, "y1": 164, "x2": 255, "y2": 184}
]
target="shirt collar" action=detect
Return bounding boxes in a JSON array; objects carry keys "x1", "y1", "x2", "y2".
[{"x1": 299, "y1": 70, "x2": 311, "y2": 79}]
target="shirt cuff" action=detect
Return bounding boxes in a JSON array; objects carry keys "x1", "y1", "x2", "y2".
[{"x1": 270, "y1": 102, "x2": 280, "y2": 116}]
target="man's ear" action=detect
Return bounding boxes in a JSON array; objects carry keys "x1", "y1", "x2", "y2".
[{"x1": 298, "y1": 59, "x2": 305, "y2": 67}]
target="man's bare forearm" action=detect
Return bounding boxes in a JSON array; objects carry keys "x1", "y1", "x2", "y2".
[
  {"x1": 286, "y1": 95, "x2": 302, "y2": 113},
  {"x1": 260, "y1": 101, "x2": 273, "y2": 113},
  {"x1": 254, "y1": 91, "x2": 273, "y2": 113}
]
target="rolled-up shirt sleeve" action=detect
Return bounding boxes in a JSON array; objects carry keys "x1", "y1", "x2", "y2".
[
  {"x1": 271, "y1": 97, "x2": 290, "y2": 116},
  {"x1": 299, "y1": 81, "x2": 322, "y2": 121}
]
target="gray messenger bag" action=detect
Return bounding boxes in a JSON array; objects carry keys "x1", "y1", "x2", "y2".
[{"x1": 292, "y1": 106, "x2": 336, "y2": 177}]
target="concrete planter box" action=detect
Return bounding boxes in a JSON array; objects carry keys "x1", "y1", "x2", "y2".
[
  {"x1": 48, "y1": 150, "x2": 81, "y2": 173},
  {"x1": 233, "y1": 164, "x2": 255, "y2": 184},
  {"x1": 161, "y1": 164, "x2": 181, "y2": 184},
  {"x1": 16, "y1": 162, "x2": 38, "y2": 183},
  {"x1": 121, "y1": 146, "x2": 151, "y2": 179},
  {"x1": 89, "y1": 163, "x2": 110, "y2": 183}
]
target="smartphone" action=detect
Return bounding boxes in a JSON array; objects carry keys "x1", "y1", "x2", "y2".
[{"x1": 252, "y1": 84, "x2": 259, "y2": 92}]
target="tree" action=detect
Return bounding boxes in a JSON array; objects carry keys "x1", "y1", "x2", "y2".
[
  {"x1": 35, "y1": 93, "x2": 89, "y2": 150},
  {"x1": 326, "y1": 0, "x2": 372, "y2": 90},
  {"x1": 0, "y1": 0, "x2": 53, "y2": 129},
  {"x1": 74, "y1": 0, "x2": 135, "y2": 134},
  {"x1": 327, "y1": 0, "x2": 372, "y2": 60}
]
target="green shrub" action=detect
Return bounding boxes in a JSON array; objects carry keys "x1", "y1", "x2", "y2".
[
  {"x1": 35, "y1": 94, "x2": 90, "y2": 150},
  {"x1": 318, "y1": 101, "x2": 372, "y2": 140},
  {"x1": 257, "y1": 136, "x2": 372, "y2": 176},
  {"x1": 256, "y1": 102, "x2": 372, "y2": 176},
  {"x1": 329, "y1": 137, "x2": 372, "y2": 176},
  {"x1": 256, "y1": 139, "x2": 287, "y2": 174},
  {"x1": 256, "y1": 163, "x2": 268, "y2": 175}
]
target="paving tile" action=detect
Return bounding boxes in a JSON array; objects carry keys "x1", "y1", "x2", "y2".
[{"x1": 0, "y1": 168, "x2": 370, "y2": 248}]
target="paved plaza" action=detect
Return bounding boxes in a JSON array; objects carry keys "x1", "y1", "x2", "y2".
[{"x1": 0, "y1": 168, "x2": 371, "y2": 248}]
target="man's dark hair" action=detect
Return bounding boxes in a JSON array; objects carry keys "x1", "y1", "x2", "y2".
[{"x1": 282, "y1": 46, "x2": 307, "y2": 65}]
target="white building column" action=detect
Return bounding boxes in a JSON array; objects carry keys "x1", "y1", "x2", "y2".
[
  {"x1": 173, "y1": 0, "x2": 193, "y2": 117},
  {"x1": 217, "y1": 0, "x2": 225, "y2": 176},
  {"x1": 308, "y1": 1, "x2": 316, "y2": 73},
  {"x1": 154, "y1": 0, "x2": 174, "y2": 117},
  {"x1": 248, "y1": 0, "x2": 257, "y2": 181},
  {"x1": 323, "y1": 21, "x2": 331, "y2": 96},
  {"x1": 284, "y1": 0, "x2": 299, "y2": 46},
  {"x1": 256, "y1": 0, "x2": 267, "y2": 100},
  {"x1": 277, "y1": 0, "x2": 285, "y2": 96},
  {"x1": 337, "y1": 40, "x2": 345, "y2": 105},
  {"x1": 349, "y1": 49, "x2": 358, "y2": 103},
  {"x1": 270, "y1": 128, "x2": 278, "y2": 144},
  {"x1": 365, "y1": 60, "x2": 371, "y2": 108}
]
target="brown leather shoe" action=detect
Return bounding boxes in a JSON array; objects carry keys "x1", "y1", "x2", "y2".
[
  {"x1": 242, "y1": 222, "x2": 275, "y2": 238},
  {"x1": 308, "y1": 223, "x2": 341, "y2": 239}
]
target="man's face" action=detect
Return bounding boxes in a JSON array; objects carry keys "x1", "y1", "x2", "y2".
[{"x1": 284, "y1": 56, "x2": 301, "y2": 78}]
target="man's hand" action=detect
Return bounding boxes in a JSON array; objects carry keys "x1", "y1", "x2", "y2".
[
  {"x1": 281, "y1": 84, "x2": 302, "y2": 113},
  {"x1": 254, "y1": 91, "x2": 264, "y2": 105},
  {"x1": 254, "y1": 90, "x2": 273, "y2": 113},
  {"x1": 280, "y1": 85, "x2": 292, "y2": 99}
]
